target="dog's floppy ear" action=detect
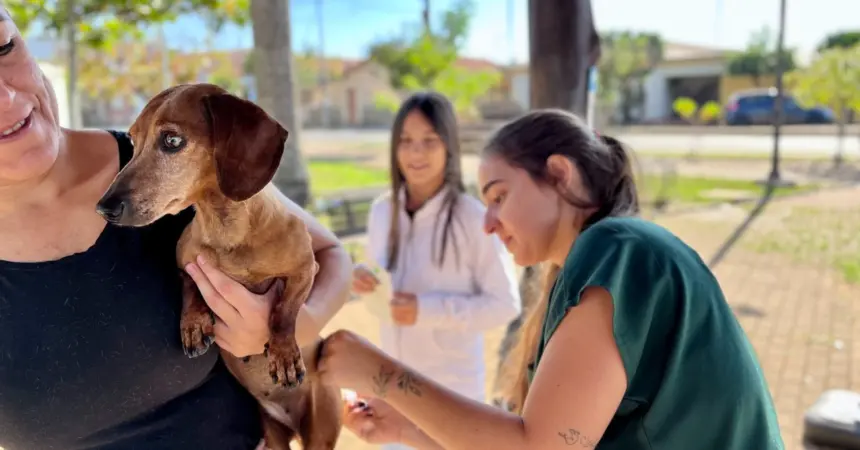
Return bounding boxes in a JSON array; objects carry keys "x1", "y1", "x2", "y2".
[{"x1": 202, "y1": 93, "x2": 289, "y2": 202}]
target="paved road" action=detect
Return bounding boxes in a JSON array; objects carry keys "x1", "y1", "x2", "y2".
[{"x1": 302, "y1": 128, "x2": 859, "y2": 157}]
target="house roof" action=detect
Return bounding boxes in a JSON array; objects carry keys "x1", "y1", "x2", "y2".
[{"x1": 661, "y1": 42, "x2": 731, "y2": 61}]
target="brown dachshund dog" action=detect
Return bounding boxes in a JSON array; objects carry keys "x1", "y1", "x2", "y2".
[{"x1": 95, "y1": 83, "x2": 342, "y2": 449}]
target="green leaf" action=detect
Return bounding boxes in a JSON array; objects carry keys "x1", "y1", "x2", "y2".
[{"x1": 789, "y1": 45, "x2": 860, "y2": 118}]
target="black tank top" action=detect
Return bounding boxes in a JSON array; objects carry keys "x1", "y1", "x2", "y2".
[{"x1": 0, "y1": 131, "x2": 261, "y2": 449}]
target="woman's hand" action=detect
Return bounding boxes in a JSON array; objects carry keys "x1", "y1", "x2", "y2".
[
  {"x1": 319, "y1": 330, "x2": 394, "y2": 395},
  {"x1": 352, "y1": 264, "x2": 379, "y2": 294},
  {"x1": 185, "y1": 255, "x2": 276, "y2": 358},
  {"x1": 390, "y1": 291, "x2": 418, "y2": 326},
  {"x1": 343, "y1": 397, "x2": 412, "y2": 445}
]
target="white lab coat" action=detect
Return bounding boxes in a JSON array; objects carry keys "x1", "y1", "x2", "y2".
[{"x1": 363, "y1": 187, "x2": 521, "y2": 411}]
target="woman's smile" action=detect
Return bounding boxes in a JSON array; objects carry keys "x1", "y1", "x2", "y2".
[{"x1": 0, "y1": 111, "x2": 33, "y2": 141}]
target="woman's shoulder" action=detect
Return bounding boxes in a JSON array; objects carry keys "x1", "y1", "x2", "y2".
[
  {"x1": 556, "y1": 216, "x2": 709, "y2": 301},
  {"x1": 571, "y1": 216, "x2": 695, "y2": 264}
]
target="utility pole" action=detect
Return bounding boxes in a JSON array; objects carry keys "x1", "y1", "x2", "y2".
[
  {"x1": 506, "y1": 0, "x2": 515, "y2": 64},
  {"x1": 422, "y1": 0, "x2": 430, "y2": 33},
  {"x1": 766, "y1": 0, "x2": 793, "y2": 187},
  {"x1": 315, "y1": 0, "x2": 329, "y2": 128},
  {"x1": 528, "y1": 0, "x2": 601, "y2": 116},
  {"x1": 160, "y1": 24, "x2": 171, "y2": 90},
  {"x1": 65, "y1": 0, "x2": 81, "y2": 129}
]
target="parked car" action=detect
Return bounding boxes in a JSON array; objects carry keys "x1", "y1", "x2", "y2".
[{"x1": 725, "y1": 88, "x2": 835, "y2": 125}]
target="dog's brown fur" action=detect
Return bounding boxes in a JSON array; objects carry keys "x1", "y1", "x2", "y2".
[{"x1": 95, "y1": 83, "x2": 342, "y2": 450}]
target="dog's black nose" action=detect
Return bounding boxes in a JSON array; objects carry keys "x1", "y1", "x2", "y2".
[{"x1": 96, "y1": 196, "x2": 127, "y2": 223}]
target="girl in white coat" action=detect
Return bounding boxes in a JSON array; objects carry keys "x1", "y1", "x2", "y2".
[{"x1": 352, "y1": 92, "x2": 521, "y2": 448}]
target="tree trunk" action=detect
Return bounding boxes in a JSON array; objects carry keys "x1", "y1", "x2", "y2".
[
  {"x1": 835, "y1": 108, "x2": 846, "y2": 167},
  {"x1": 250, "y1": 0, "x2": 310, "y2": 207},
  {"x1": 527, "y1": 0, "x2": 601, "y2": 115}
]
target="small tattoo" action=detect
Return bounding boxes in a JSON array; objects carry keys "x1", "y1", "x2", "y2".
[
  {"x1": 372, "y1": 365, "x2": 395, "y2": 397},
  {"x1": 396, "y1": 371, "x2": 422, "y2": 396},
  {"x1": 558, "y1": 429, "x2": 596, "y2": 448}
]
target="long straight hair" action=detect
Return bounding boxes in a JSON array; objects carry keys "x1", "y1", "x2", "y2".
[{"x1": 385, "y1": 92, "x2": 466, "y2": 272}]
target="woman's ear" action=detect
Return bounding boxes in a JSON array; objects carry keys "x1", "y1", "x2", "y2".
[
  {"x1": 546, "y1": 154, "x2": 576, "y2": 190},
  {"x1": 546, "y1": 154, "x2": 593, "y2": 206}
]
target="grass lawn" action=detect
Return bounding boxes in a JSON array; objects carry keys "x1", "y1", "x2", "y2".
[
  {"x1": 743, "y1": 206, "x2": 860, "y2": 284},
  {"x1": 307, "y1": 160, "x2": 389, "y2": 194},
  {"x1": 307, "y1": 160, "x2": 814, "y2": 203},
  {"x1": 639, "y1": 174, "x2": 814, "y2": 205}
]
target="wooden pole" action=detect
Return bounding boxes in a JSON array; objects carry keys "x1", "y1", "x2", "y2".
[{"x1": 527, "y1": 0, "x2": 600, "y2": 115}]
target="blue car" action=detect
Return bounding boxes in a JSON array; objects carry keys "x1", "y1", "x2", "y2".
[{"x1": 725, "y1": 88, "x2": 834, "y2": 125}]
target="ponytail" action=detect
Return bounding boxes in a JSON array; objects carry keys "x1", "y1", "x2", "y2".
[{"x1": 583, "y1": 134, "x2": 640, "y2": 228}]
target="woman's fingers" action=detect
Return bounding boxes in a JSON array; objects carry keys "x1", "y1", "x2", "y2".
[
  {"x1": 185, "y1": 263, "x2": 242, "y2": 325},
  {"x1": 351, "y1": 278, "x2": 375, "y2": 294},
  {"x1": 352, "y1": 267, "x2": 379, "y2": 293}
]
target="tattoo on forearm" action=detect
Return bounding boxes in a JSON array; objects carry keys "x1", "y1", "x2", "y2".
[
  {"x1": 372, "y1": 365, "x2": 395, "y2": 397},
  {"x1": 396, "y1": 371, "x2": 422, "y2": 396},
  {"x1": 558, "y1": 429, "x2": 597, "y2": 448}
]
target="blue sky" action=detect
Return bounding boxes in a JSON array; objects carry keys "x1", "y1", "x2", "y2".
[{"x1": 154, "y1": 0, "x2": 857, "y2": 63}]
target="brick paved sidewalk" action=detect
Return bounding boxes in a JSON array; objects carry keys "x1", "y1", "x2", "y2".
[
  {"x1": 656, "y1": 185, "x2": 860, "y2": 449},
  {"x1": 328, "y1": 185, "x2": 860, "y2": 450}
]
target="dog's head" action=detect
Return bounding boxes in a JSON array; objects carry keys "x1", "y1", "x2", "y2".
[{"x1": 96, "y1": 83, "x2": 289, "y2": 227}]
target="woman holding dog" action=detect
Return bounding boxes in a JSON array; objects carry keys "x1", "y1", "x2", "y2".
[
  {"x1": 324, "y1": 109, "x2": 784, "y2": 449},
  {"x1": 350, "y1": 92, "x2": 521, "y2": 448},
  {"x1": 0, "y1": 10, "x2": 352, "y2": 450}
]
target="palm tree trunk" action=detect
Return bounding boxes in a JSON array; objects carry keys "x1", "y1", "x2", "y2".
[{"x1": 250, "y1": 0, "x2": 310, "y2": 207}]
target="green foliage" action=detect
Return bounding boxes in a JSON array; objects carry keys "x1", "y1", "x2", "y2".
[
  {"x1": 699, "y1": 101, "x2": 722, "y2": 123},
  {"x1": 597, "y1": 31, "x2": 663, "y2": 122},
  {"x1": 430, "y1": 65, "x2": 502, "y2": 121},
  {"x1": 75, "y1": 41, "x2": 235, "y2": 104},
  {"x1": 727, "y1": 27, "x2": 796, "y2": 85},
  {"x1": 818, "y1": 31, "x2": 860, "y2": 52},
  {"x1": 368, "y1": 0, "x2": 469, "y2": 89},
  {"x1": 373, "y1": 91, "x2": 403, "y2": 114},
  {"x1": 672, "y1": 97, "x2": 698, "y2": 121},
  {"x1": 6, "y1": 0, "x2": 246, "y2": 50},
  {"x1": 787, "y1": 45, "x2": 860, "y2": 121},
  {"x1": 366, "y1": 0, "x2": 498, "y2": 118}
]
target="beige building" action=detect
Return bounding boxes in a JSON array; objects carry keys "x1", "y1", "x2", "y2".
[{"x1": 302, "y1": 60, "x2": 401, "y2": 128}]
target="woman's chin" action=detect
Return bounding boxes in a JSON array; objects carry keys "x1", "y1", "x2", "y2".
[{"x1": 0, "y1": 144, "x2": 59, "y2": 183}]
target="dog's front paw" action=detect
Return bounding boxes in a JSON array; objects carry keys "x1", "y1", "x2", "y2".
[
  {"x1": 180, "y1": 309, "x2": 215, "y2": 358},
  {"x1": 266, "y1": 337, "x2": 306, "y2": 388}
]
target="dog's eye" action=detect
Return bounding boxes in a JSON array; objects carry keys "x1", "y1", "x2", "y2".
[{"x1": 160, "y1": 132, "x2": 186, "y2": 152}]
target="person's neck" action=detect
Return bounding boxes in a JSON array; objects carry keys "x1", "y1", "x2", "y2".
[
  {"x1": 0, "y1": 134, "x2": 70, "y2": 216},
  {"x1": 547, "y1": 213, "x2": 583, "y2": 267},
  {"x1": 404, "y1": 182, "x2": 443, "y2": 212}
]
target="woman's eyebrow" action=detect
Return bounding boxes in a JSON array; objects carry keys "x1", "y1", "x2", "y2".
[{"x1": 481, "y1": 179, "x2": 502, "y2": 196}]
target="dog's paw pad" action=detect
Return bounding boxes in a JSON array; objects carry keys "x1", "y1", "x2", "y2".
[{"x1": 266, "y1": 339, "x2": 306, "y2": 389}]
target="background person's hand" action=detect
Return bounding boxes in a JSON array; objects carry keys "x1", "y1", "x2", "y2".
[
  {"x1": 390, "y1": 291, "x2": 418, "y2": 326},
  {"x1": 343, "y1": 397, "x2": 412, "y2": 445},
  {"x1": 352, "y1": 264, "x2": 380, "y2": 294},
  {"x1": 185, "y1": 255, "x2": 277, "y2": 358}
]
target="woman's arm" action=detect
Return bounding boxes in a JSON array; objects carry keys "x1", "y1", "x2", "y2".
[
  {"x1": 414, "y1": 231, "x2": 521, "y2": 331},
  {"x1": 271, "y1": 186, "x2": 353, "y2": 346},
  {"x1": 324, "y1": 286, "x2": 627, "y2": 450}
]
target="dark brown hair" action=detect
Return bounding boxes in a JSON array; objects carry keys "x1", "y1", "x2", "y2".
[
  {"x1": 483, "y1": 108, "x2": 639, "y2": 228},
  {"x1": 486, "y1": 108, "x2": 640, "y2": 413},
  {"x1": 385, "y1": 91, "x2": 466, "y2": 272}
]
